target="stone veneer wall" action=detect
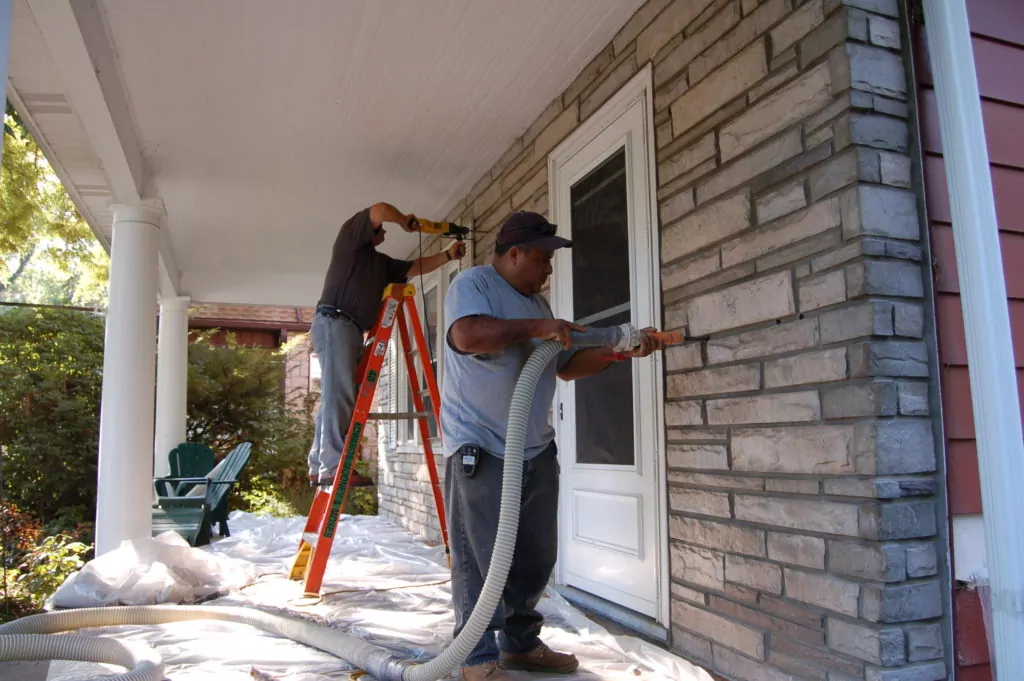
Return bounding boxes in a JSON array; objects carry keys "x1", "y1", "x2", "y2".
[{"x1": 378, "y1": 0, "x2": 950, "y2": 679}]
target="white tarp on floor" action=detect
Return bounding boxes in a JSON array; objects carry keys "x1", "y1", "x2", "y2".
[{"x1": 37, "y1": 512, "x2": 713, "y2": 681}]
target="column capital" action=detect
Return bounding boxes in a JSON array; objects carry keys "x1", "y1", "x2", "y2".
[
  {"x1": 111, "y1": 198, "x2": 166, "y2": 228},
  {"x1": 159, "y1": 296, "x2": 191, "y2": 312}
]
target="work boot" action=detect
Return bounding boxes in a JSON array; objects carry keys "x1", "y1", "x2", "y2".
[
  {"x1": 458, "y1": 661, "x2": 511, "y2": 681},
  {"x1": 501, "y1": 642, "x2": 579, "y2": 674}
]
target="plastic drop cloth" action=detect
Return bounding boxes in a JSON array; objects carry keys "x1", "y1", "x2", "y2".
[{"x1": 36, "y1": 512, "x2": 714, "y2": 681}]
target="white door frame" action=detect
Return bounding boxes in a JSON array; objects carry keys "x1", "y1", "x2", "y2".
[{"x1": 546, "y1": 64, "x2": 669, "y2": 626}]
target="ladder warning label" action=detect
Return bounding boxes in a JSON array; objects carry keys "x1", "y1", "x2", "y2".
[
  {"x1": 381, "y1": 299, "x2": 399, "y2": 328},
  {"x1": 373, "y1": 340, "x2": 387, "y2": 356}
]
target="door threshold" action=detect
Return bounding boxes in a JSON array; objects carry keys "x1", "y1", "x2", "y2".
[{"x1": 555, "y1": 585, "x2": 668, "y2": 643}]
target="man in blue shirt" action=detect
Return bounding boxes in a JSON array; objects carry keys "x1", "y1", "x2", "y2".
[{"x1": 441, "y1": 212, "x2": 661, "y2": 681}]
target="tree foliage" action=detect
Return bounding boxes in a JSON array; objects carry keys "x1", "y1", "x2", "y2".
[
  {"x1": 1, "y1": 111, "x2": 108, "y2": 306},
  {"x1": 0, "y1": 307, "x2": 105, "y2": 524}
]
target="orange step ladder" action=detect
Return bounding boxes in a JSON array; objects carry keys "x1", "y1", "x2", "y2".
[{"x1": 290, "y1": 283, "x2": 449, "y2": 595}]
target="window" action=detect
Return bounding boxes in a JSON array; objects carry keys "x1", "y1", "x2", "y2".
[
  {"x1": 309, "y1": 352, "x2": 322, "y2": 393},
  {"x1": 396, "y1": 259, "x2": 463, "y2": 447}
]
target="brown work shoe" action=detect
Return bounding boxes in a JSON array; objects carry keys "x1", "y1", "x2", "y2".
[
  {"x1": 501, "y1": 642, "x2": 579, "y2": 674},
  {"x1": 459, "y1": 661, "x2": 511, "y2": 681}
]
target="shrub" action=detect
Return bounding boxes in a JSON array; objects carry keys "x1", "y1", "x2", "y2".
[{"x1": 15, "y1": 534, "x2": 91, "y2": 609}]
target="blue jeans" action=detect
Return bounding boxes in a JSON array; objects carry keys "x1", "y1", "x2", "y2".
[
  {"x1": 444, "y1": 442, "x2": 560, "y2": 666},
  {"x1": 307, "y1": 312, "x2": 364, "y2": 483}
]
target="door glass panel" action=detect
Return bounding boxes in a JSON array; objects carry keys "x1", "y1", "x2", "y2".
[
  {"x1": 424, "y1": 287, "x2": 439, "y2": 437},
  {"x1": 570, "y1": 148, "x2": 630, "y2": 323},
  {"x1": 569, "y1": 147, "x2": 635, "y2": 467}
]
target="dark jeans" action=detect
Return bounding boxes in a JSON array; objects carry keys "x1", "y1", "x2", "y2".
[{"x1": 445, "y1": 442, "x2": 560, "y2": 667}]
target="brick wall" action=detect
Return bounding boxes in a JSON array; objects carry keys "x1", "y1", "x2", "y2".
[{"x1": 378, "y1": 1, "x2": 951, "y2": 678}]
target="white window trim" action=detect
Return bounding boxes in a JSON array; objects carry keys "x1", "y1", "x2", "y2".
[{"x1": 395, "y1": 259, "x2": 463, "y2": 449}]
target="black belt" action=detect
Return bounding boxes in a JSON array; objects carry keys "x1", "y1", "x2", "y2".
[{"x1": 316, "y1": 304, "x2": 364, "y2": 332}]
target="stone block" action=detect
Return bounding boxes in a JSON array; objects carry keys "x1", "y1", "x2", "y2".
[
  {"x1": 582, "y1": 54, "x2": 639, "y2": 120},
  {"x1": 851, "y1": 113, "x2": 910, "y2": 152},
  {"x1": 867, "y1": 15, "x2": 900, "y2": 49},
  {"x1": 721, "y1": 197, "x2": 840, "y2": 268},
  {"x1": 664, "y1": 249, "x2": 719, "y2": 294},
  {"x1": 822, "y1": 380, "x2": 898, "y2": 418},
  {"x1": 734, "y1": 495, "x2": 860, "y2": 535},
  {"x1": 707, "y1": 392, "x2": 821, "y2": 425},
  {"x1": 820, "y1": 300, "x2": 894, "y2": 343},
  {"x1": 749, "y1": 141, "x2": 833, "y2": 196},
  {"x1": 533, "y1": 102, "x2": 579, "y2": 161},
  {"x1": 799, "y1": 8, "x2": 857, "y2": 69},
  {"x1": 563, "y1": 45, "x2": 615, "y2": 106},
  {"x1": 855, "y1": 419, "x2": 936, "y2": 475},
  {"x1": 512, "y1": 167, "x2": 548, "y2": 209},
  {"x1": 906, "y1": 623, "x2": 943, "y2": 662},
  {"x1": 670, "y1": 515, "x2": 767, "y2": 556},
  {"x1": 880, "y1": 151, "x2": 912, "y2": 187},
  {"x1": 811, "y1": 240, "x2": 861, "y2": 272},
  {"x1": 661, "y1": 187, "x2": 698, "y2": 225},
  {"x1": 841, "y1": 184, "x2": 920, "y2": 240},
  {"x1": 662, "y1": 192, "x2": 751, "y2": 264},
  {"x1": 905, "y1": 543, "x2": 938, "y2": 578},
  {"x1": 756, "y1": 180, "x2": 807, "y2": 224},
  {"x1": 766, "y1": 478, "x2": 820, "y2": 494},
  {"x1": 668, "y1": 364, "x2": 761, "y2": 398},
  {"x1": 759, "y1": 232, "x2": 842, "y2": 274},
  {"x1": 861, "y1": 581, "x2": 943, "y2": 623},
  {"x1": 799, "y1": 269, "x2": 847, "y2": 311},
  {"x1": 848, "y1": 42, "x2": 907, "y2": 99},
  {"x1": 690, "y1": 0, "x2": 789, "y2": 85},
  {"x1": 713, "y1": 645, "x2": 801, "y2": 681},
  {"x1": 767, "y1": 532, "x2": 826, "y2": 569},
  {"x1": 829, "y1": 541, "x2": 906, "y2": 582},
  {"x1": 669, "y1": 443, "x2": 728, "y2": 470},
  {"x1": 750, "y1": 62, "x2": 800, "y2": 103},
  {"x1": 636, "y1": 0, "x2": 716, "y2": 64},
  {"x1": 726, "y1": 554, "x2": 783, "y2": 594},
  {"x1": 671, "y1": 488, "x2": 732, "y2": 517},
  {"x1": 770, "y1": 0, "x2": 825, "y2": 56},
  {"x1": 765, "y1": 348, "x2": 847, "y2": 388},
  {"x1": 688, "y1": 270, "x2": 796, "y2": 335},
  {"x1": 659, "y1": 160, "x2": 718, "y2": 203},
  {"x1": 665, "y1": 400, "x2": 704, "y2": 427},
  {"x1": 671, "y1": 541, "x2": 727, "y2": 590},
  {"x1": 720, "y1": 61, "x2": 834, "y2": 161},
  {"x1": 784, "y1": 568, "x2": 859, "y2": 616},
  {"x1": 850, "y1": 341, "x2": 930, "y2": 378},
  {"x1": 732, "y1": 425, "x2": 854, "y2": 474},
  {"x1": 806, "y1": 124, "x2": 834, "y2": 148},
  {"x1": 696, "y1": 128, "x2": 803, "y2": 205},
  {"x1": 865, "y1": 663, "x2": 947, "y2": 681},
  {"x1": 671, "y1": 41, "x2": 768, "y2": 137},
  {"x1": 672, "y1": 581, "x2": 708, "y2": 606},
  {"x1": 897, "y1": 381, "x2": 929, "y2": 416},
  {"x1": 768, "y1": 651, "x2": 829, "y2": 681},
  {"x1": 660, "y1": 133, "x2": 717, "y2": 187},
  {"x1": 657, "y1": 1, "x2": 741, "y2": 85},
  {"x1": 666, "y1": 342, "x2": 704, "y2": 371},
  {"x1": 675, "y1": 471, "x2": 766, "y2": 491},
  {"x1": 870, "y1": 501, "x2": 938, "y2": 540},
  {"x1": 894, "y1": 302, "x2": 924, "y2": 338},
  {"x1": 708, "y1": 317, "x2": 818, "y2": 364},
  {"x1": 873, "y1": 478, "x2": 937, "y2": 498},
  {"x1": 809, "y1": 149, "x2": 859, "y2": 201},
  {"x1": 847, "y1": 259, "x2": 925, "y2": 299},
  {"x1": 671, "y1": 626, "x2": 713, "y2": 663},
  {"x1": 672, "y1": 599, "x2": 766, "y2": 659},
  {"x1": 828, "y1": 618, "x2": 905, "y2": 666},
  {"x1": 835, "y1": 0, "x2": 899, "y2": 17}
]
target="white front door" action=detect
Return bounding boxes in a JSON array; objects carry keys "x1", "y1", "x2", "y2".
[{"x1": 548, "y1": 68, "x2": 667, "y2": 621}]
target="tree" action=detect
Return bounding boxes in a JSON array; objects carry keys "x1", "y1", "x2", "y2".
[{"x1": 1, "y1": 109, "x2": 108, "y2": 306}]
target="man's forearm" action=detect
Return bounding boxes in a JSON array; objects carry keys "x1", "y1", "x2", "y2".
[
  {"x1": 408, "y1": 251, "x2": 449, "y2": 277},
  {"x1": 557, "y1": 347, "x2": 618, "y2": 381},
  {"x1": 450, "y1": 317, "x2": 540, "y2": 354},
  {"x1": 369, "y1": 202, "x2": 409, "y2": 228}
]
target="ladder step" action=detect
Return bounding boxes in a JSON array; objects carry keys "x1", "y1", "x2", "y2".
[{"x1": 367, "y1": 411, "x2": 431, "y2": 420}]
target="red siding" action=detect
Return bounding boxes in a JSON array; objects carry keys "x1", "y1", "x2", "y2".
[{"x1": 916, "y1": 1, "x2": 1024, "y2": 678}]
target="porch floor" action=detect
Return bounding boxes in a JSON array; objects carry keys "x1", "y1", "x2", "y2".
[{"x1": 23, "y1": 512, "x2": 712, "y2": 680}]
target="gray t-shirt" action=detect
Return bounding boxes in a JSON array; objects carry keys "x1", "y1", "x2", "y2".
[
  {"x1": 440, "y1": 264, "x2": 574, "y2": 460},
  {"x1": 318, "y1": 208, "x2": 413, "y2": 331}
]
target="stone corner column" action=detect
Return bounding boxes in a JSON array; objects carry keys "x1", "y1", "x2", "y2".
[
  {"x1": 154, "y1": 295, "x2": 191, "y2": 478},
  {"x1": 95, "y1": 199, "x2": 165, "y2": 556}
]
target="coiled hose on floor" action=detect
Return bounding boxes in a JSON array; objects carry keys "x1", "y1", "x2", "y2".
[{"x1": 0, "y1": 325, "x2": 647, "y2": 681}]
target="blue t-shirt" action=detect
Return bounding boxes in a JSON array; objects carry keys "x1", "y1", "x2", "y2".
[{"x1": 440, "y1": 265, "x2": 574, "y2": 460}]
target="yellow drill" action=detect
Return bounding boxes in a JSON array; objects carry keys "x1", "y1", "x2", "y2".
[{"x1": 414, "y1": 218, "x2": 470, "y2": 241}]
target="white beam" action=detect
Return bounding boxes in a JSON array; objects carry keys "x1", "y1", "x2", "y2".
[
  {"x1": 95, "y1": 199, "x2": 163, "y2": 556},
  {"x1": 923, "y1": 0, "x2": 1024, "y2": 676},
  {"x1": 28, "y1": 0, "x2": 143, "y2": 202},
  {"x1": 154, "y1": 296, "x2": 190, "y2": 478}
]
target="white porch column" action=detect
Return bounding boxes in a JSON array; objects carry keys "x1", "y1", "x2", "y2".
[
  {"x1": 924, "y1": 0, "x2": 1024, "y2": 676},
  {"x1": 154, "y1": 296, "x2": 191, "y2": 478},
  {"x1": 0, "y1": 0, "x2": 12, "y2": 169},
  {"x1": 95, "y1": 200, "x2": 164, "y2": 556}
]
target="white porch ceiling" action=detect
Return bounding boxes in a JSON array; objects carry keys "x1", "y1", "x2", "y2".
[{"x1": 7, "y1": 0, "x2": 643, "y2": 306}]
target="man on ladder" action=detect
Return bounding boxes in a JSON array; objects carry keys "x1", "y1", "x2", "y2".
[{"x1": 309, "y1": 203, "x2": 465, "y2": 490}]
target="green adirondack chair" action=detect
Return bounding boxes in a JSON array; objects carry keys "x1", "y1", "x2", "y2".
[{"x1": 154, "y1": 442, "x2": 215, "y2": 497}]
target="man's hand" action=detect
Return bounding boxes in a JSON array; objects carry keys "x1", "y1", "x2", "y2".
[
  {"x1": 447, "y1": 241, "x2": 467, "y2": 261},
  {"x1": 532, "y1": 319, "x2": 586, "y2": 348},
  {"x1": 622, "y1": 327, "x2": 665, "y2": 358},
  {"x1": 403, "y1": 214, "x2": 421, "y2": 233}
]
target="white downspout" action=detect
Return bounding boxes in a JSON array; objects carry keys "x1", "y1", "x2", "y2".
[
  {"x1": 1, "y1": 0, "x2": 12, "y2": 168},
  {"x1": 923, "y1": 1, "x2": 1024, "y2": 677}
]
